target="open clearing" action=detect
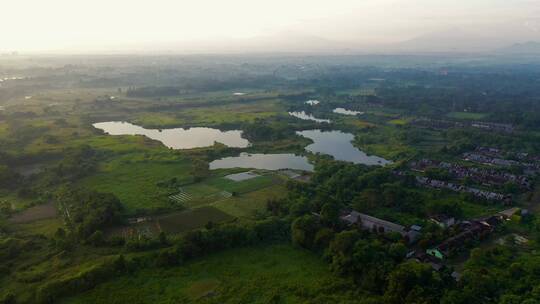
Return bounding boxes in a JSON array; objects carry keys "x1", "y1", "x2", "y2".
[
  {"x1": 61, "y1": 244, "x2": 351, "y2": 304},
  {"x1": 11, "y1": 218, "x2": 64, "y2": 237},
  {"x1": 107, "y1": 206, "x2": 235, "y2": 238},
  {"x1": 8, "y1": 202, "x2": 58, "y2": 224},
  {"x1": 80, "y1": 155, "x2": 193, "y2": 213},
  {"x1": 212, "y1": 184, "x2": 288, "y2": 218},
  {"x1": 157, "y1": 206, "x2": 235, "y2": 234}
]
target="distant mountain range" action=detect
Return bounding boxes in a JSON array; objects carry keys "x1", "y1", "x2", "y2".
[
  {"x1": 45, "y1": 28, "x2": 540, "y2": 55},
  {"x1": 389, "y1": 29, "x2": 503, "y2": 53}
]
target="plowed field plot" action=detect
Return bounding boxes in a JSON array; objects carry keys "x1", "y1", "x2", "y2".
[{"x1": 8, "y1": 202, "x2": 58, "y2": 224}]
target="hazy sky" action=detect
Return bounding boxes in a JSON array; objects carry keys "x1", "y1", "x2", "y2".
[{"x1": 2, "y1": 0, "x2": 540, "y2": 52}]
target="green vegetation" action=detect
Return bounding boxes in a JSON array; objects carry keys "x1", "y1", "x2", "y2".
[
  {"x1": 212, "y1": 184, "x2": 288, "y2": 218},
  {"x1": 157, "y1": 207, "x2": 235, "y2": 234},
  {"x1": 3, "y1": 54, "x2": 540, "y2": 303},
  {"x1": 62, "y1": 244, "x2": 353, "y2": 304},
  {"x1": 80, "y1": 153, "x2": 194, "y2": 213},
  {"x1": 447, "y1": 112, "x2": 488, "y2": 120}
]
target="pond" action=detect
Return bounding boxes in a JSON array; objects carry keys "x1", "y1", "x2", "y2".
[
  {"x1": 333, "y1": 108, "x2": 364, "y2": 116},
  {"x1": 93, "y1": 121, "x2": 250, "y2": 149},
  {"x1": 297, "y1": 129, "x2": 391, "y2": 165},
  {"x1": 288, "y1": 111, "x2": 331, "y2": 123},
  {"x1": 209, "y1": 153, "x2": 314, "y2": 171},
  {"x1": 209, "y1": 130, "x2": 391, "y2": 171}
]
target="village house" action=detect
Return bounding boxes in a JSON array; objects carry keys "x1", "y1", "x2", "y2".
[
  {"x1": 471, "y1": 122, "x2": 514, "y2": 133},
  {"x1": 127, "y1": 217, "x2": 152, "y2": 224},
  {"x1": 341, "y1": 211, "x2": 421, "y2": 243},
  {"x1": 430, "y1": 215, "x2": 456, "y2": 229},
  {"x1": 427, "y1": 216, "x2": 501, "y2": 260},
  {"x1": 412, "y1": 118, "x2": 465, "y2": 130},
  {"x1": 415, "y1": 176, "x2": 511, "y2": 203},
  {"x1": 462, "y1": 148, "x2": 540, "y2": 175},
  {"x1": 412, "y1": 158, "x2": 531, "y2": 190},
  {"x1": 498, "y1": 207, "x2": 520, "y2": 219}
]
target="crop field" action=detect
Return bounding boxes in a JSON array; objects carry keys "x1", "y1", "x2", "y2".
[
  {"x1": 8, "y1": 202, "x2": 58, "y2": 224},
  {"x1": 205, "y1": 175, "x2": 276, "y2": 194},
  {"x1": 168, "y1": 189, "x2": 194, "y2": 204},
  {"x1": 157, "y1": 206, "x2": 235, "y2": 234},
  {"x1": 179, "y1": 174, "x2": 279, "y2": 209},
  {"x1": 107, "y1": 206, "x2": 235, "y2": 238},
  {"x1": 212, "y1": 184, "x2": 288, "y2": 218},
  {"x1": 107, "y1": 174, "x2": 282, "y2": 237},
  {"x1": 80, "y1": 154, "x2": 194, "y2": 213},
  {"x1": 61, "y1": 244, "x2": 352, "y2": 304},
  {"x1": 447, "y1": 111, "x2": 488, "y2": 120}
]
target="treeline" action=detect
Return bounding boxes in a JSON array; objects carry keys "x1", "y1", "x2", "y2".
[
  {"x1": 56, "y1": 187, "x2": 123, "y2": 240},
  {"x1": 375, "y1": 83, "x2": 540, "y2": 127},
  {"x1": 33, "y1": 217, "x2": 290, "y2": 304},
  {"x1": 124, "y1": 74, "x2": 283, "y2": 98},
  {"x1": 441, "y1": 128, "x2": 540, "y2": 155},
  {"x1": 0, "y1": 144, "x2": 107, "y2": 225}
]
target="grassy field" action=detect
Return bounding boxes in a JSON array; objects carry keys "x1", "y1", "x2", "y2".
[
  {"x1": 354, "y1": 126, "x2": 416, "y2": 160},
  {"x1": 205, "y1": 175, "x2": 276, "y2": 194},
  {"x1": 212, "y1": 184, "x2": 287, "y2": 218},
  {"x1": 61, "y1": 244, "x2": 353, "y2": 304},
  {"x1": 447, "y1": 111, "x2": 488, "y2": 120},
  {"x1": 107, "y1": 206, "x2": 235, "y2": 238},
  {"x1": 178, "y1": 174, "x2": 281, "y2": 210},
  {"x1": 388, "y1": 118, "x2": 410, "y2": 125},
  {"x1": 157, "y1": 206, "x2": 235, "y2": 234},
  {"x1": 80, "y1": 153, "x2": 194, "y2": 213},
  {"x1": 132, "y1": 101, "x2": 284, "y2": 128},
  {"x1": 10, "y1": 218, "x2": 64, "y2": 237}
]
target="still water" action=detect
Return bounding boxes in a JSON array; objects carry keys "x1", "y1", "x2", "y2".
[
  {"x1": 297, "y1": 130, "x2": 391, "y2": 165},
  {"x1": 209, "y1": 130, "x2": 390, "y2": 171},
  {"x1": 209, "y1": 153, "x2": 314, "y2": 171},
  {"x1": 288, "y1": 111, "x2": 331, "y2": 123},
  {"x1": 333, "y1": 108, "x2": 364, "y2": 116},
  {"x1": 95, "y1": 122, "x2": 390, "y2": 170},
  {"x1": 93, "y1": 121, "x2": 249, "y2": 149}
]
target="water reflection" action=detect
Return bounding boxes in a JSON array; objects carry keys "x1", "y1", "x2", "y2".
[
  {"x1": 288, "y1": 111, "x2": 331, "y2": 123},
  {"x1": 297, "y1": 129, "x2": 391, "y2": 165},
  {"x1": 333, "y1": 108, "x2": 364, "y2": 116},
  {"x1": 209, "y1": 153, "x2": 314, "y2": 171},
  {"x1": 93, "y1": 121, "x2": 249, "y2": 149}
]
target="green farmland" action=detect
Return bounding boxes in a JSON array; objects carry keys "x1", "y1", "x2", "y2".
[{"x1": 447, "y1": 111, "x2": 488, "y2": 120}]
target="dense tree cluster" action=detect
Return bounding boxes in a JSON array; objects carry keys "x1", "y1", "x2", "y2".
[
  {"x1": 46, "y1": 145, "x2": 100, "y2": 183},
  {"x1": 284, "y1": 159, "x2": 540, "y2": 303},
  {"x1": 242, "y1": 120, "x2": 292, "y2": 142},
  {"x1": 57, "y1": 188, "x2": 123, "y2": 238}
]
